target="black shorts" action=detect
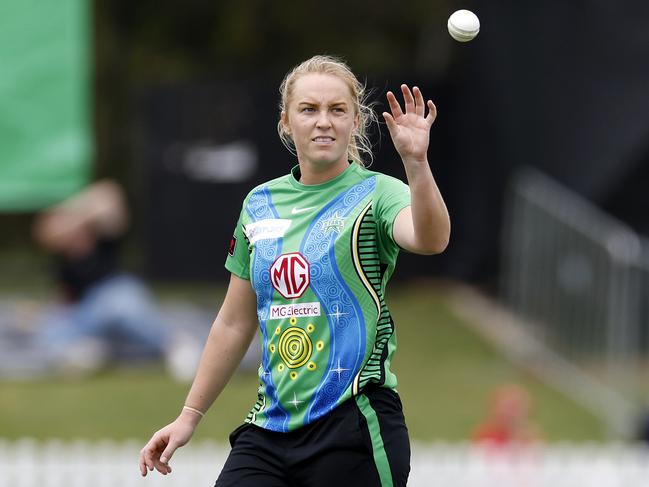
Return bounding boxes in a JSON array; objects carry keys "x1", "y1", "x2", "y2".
[{"x1": 214, "y1": 387, "x2": 410, "y2": 487}]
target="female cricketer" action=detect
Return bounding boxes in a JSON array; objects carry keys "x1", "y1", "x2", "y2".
[{"x1": 139, "y1": 54, "x2": 450, "y2": 487}]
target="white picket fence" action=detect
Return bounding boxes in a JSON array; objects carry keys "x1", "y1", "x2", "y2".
[{"x1": 1, "y1": 439, "x2": 649, "y2": 487}]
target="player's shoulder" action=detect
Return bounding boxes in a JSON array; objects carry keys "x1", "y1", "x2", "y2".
[
  {"x1": 242, "y1": 173, "x2": 292, "y2": 201},
  {"x1": 360, "y1": 166, "x2": 409, "y2": 189}
]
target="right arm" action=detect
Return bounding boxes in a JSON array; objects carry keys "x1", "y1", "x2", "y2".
[{"x1": 139, "y1": 273, "x2": 258, "y2": 476}]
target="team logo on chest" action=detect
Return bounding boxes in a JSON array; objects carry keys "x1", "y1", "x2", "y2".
[
  {"x1": 270, "y1": 252, "x2": 310, "y2": 299},
  {"x1": 322, "y1": 211, "x2": 345, "y2": 235}
]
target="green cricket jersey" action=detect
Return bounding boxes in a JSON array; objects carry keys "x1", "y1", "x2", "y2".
[{"x1": 225, "y1": 162, "x2": 411, "y2": 432}]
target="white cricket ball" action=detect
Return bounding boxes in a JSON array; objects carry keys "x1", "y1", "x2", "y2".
[{"x1": 447, "y1": 9, "x2": 480, "y2": 42}]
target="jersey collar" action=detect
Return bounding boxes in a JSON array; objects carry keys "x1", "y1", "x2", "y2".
[{"x1": 289, "y1": 163, "x2": 360, "y2": 191}]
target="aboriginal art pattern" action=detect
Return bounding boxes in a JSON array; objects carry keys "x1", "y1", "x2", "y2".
[
  {"x1": 245, "y1": 187, "x2": 290, "y2": 431},
  {"x1": 300, "y1": 176, "x2": 376, "y2": 423},
  {"x1": 268, "y1": 317, "x2": 319, "y2": 381},
  {"x1": 279, "y1": 326, "x2": 313, "y2": 369},
  {"x1": 351, "y1": 202, "x2": 396, "y2": 395}
]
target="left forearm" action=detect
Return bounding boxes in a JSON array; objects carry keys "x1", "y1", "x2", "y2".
[
  {"x1": 383, "y1": 84, "x2": 448, "y2": 254},
  {"x1": 402, "y1": 158, "x2": 450, "y2": 254}
]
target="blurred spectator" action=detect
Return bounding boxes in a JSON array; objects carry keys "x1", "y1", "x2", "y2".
[
  {"x1": 472, "y1": 384, "x2": 542, "y2": 447},
  {"x1": 30, "y1": 179, "x2": 169, "y2": 375}
]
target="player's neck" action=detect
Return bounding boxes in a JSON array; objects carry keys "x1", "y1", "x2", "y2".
[{"x1": 298, "y1": 159, "x2": 349, "y2": 185}]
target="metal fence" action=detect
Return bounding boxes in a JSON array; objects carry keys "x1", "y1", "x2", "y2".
[
  {"x1": 501, "y1": 167, "x2": 649, "y2": 435},
  {"x1": 1, "y1": 439, "x2": 649, "y2": 487}
]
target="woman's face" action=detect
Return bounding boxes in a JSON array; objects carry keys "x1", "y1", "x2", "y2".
[{"x1": 283, "y1": 73, "x2": 359, "y2": 171}]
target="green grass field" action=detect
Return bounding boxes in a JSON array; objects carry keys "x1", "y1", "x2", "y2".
[{"x1": 0, "y1": 280, "x2": 607, "y2": 442}]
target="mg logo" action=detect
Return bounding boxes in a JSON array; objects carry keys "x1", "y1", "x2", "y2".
[{"x1": 270, "y1": 252, "x2": 310, "y2": 299}]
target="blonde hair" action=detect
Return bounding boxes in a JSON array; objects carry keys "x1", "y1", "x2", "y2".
[{"x1": 277, "y1": 55, "x2": 378, "y2": 166}]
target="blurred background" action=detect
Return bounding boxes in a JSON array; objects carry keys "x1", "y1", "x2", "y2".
[{"x1": 2, "y1": 0, "x2": 649, "y2": 485}]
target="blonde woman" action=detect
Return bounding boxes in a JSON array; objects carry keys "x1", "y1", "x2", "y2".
[{"x1": 140, "y1": 55, "x2": 450, "y2": 487}]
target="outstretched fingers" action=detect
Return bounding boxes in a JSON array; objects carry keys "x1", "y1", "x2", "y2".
[
  {"x1": 387, "y1": 85, "x2": 437, "y2": 131},
  {"x1": 400, "y1": 84, "x2": 416, "y2": 115},
  {"x1": 386, "y1": 91, "x2": 403, "y2": 120},
  {"x1": 382, "y1": 111, "x2": 398, "y2": 136},
  {"x1": 413, "y1": 86, "x2": 426, "y2": 117},
  {"x1": 425, "y1": 99, "x2": 437, "y2": 126}
]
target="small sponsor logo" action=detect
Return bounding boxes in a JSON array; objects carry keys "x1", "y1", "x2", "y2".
[
  {"x1": 270, "y1": 302, "x2": 321, "y2": 320},
  {"x1": 270, "y1": 252, "x2": 310, "y2": 299},
  {"x1": 291, "y1": 206, "x2": 316, "y2": 215},
  {"x1": 244, "y1": 219, "x2": 291, "y2": 244},
  {"x1": 228, "y1": 235, "x2": 237, "y2": 256}
]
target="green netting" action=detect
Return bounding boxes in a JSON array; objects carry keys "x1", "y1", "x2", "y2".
[{"x1": 0, "y1": 0, "x2": 92, "y2": 211}]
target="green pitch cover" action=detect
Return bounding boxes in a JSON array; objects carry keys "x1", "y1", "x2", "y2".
[
  {"x1": 0, "y1": 0, "x2": 92, "y2": 211},
  {"x1": 226, "y1": 163, "x2": 412, "y2": 432}
]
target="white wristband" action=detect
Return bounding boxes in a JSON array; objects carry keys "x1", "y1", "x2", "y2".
[{"x1": 183, "y1": 405, "x2": 205, "y2": 418}]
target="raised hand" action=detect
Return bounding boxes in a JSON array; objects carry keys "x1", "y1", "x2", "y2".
[{"x1": 383, "y1": 85, "x2": 437, "y2": 165}]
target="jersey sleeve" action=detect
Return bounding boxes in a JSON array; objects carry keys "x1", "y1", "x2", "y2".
[
  {"x1": 374, "y1": 175, "x2": 411, "y2": 261},
  {"x1": 224, "y1": 202, "x2": 251, "y2": 280}
]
